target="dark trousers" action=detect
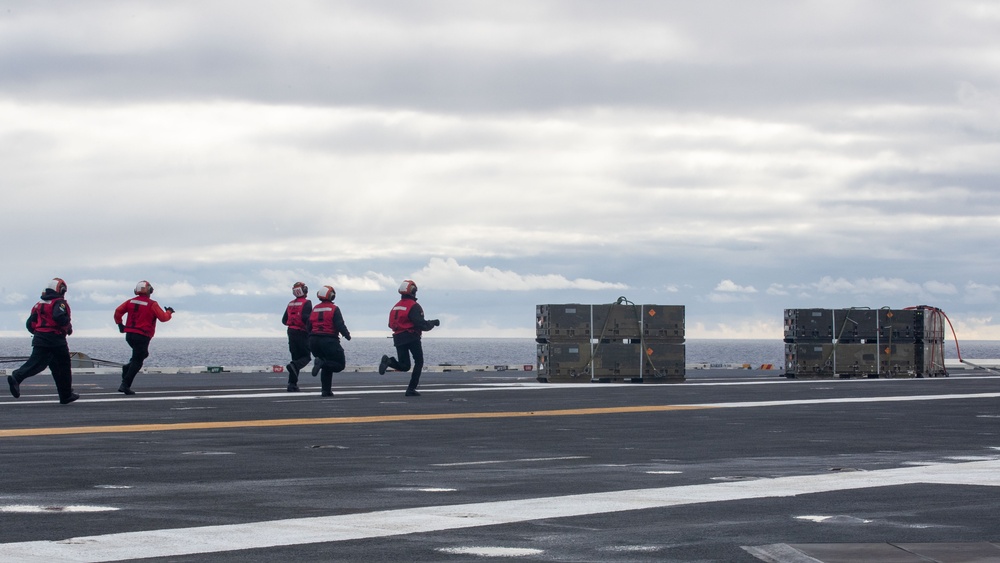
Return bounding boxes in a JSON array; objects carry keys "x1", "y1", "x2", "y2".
[
  {"x1": 122, "y1": 332, "x2": 151, "y2": 388},
  {"x1": 387, "y1": 340, "x2": 424, "y2": 392},
  {"x1": 286, "y1": 329, "x2": 311, "y2": 385},
  {"x1": 12, "y1": 342, "x2": 74, "y2": 401},
  {"x1": 309, "y1": 335, "x2": 346, "y2": 394}
]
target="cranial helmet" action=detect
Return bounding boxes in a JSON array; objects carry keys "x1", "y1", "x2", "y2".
[
  {"x1": 134, "y1": 280, "x2": 154, "y2": 296},
  {"x1": 398, "y1": 279, "x2": 417, "y2": 296},
  {"x1": 292, "y1": 281, "x2": 308, "y2": 298},
  {"x1": 48, "y1": 278, "x2": 68, "y2": 296},
  {"x1": 317, "y1": 285, "x2": 336, "y2": 301}
]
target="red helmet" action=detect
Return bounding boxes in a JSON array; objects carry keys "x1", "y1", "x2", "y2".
[
  {"x1": 47, "y1": 277, "x2": 68, "y2": 296},
  {"x1": 317, "y1": 285, "x2": 336, "y2": 301},
  {"x1": 292, "y1": 282, "x2": 308, "y2": 298},
  {"x1": 398, "y1": 279, "x2": 417, "y2": 296},
  {"x1": 134, "y1": 280, "x2": 154, "y2": 296}
]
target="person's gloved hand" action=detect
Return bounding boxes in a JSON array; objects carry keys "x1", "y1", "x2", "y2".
[
  {"x1": 431, "y1": 319, "x2": 441, "y2": 327},
  {"x1": 165, "y1": 307, "x2": 175, "y2": 313},
  {"x1": 344, "y1": 334, "x2": 352, "y2": 341},
  {"x1": 118, "y1": 323, "x2": 125, "y2": 333}
]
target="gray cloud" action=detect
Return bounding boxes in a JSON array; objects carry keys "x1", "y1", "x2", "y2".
[
  {"x1": 2, "y1": 1, "x2": 997, "y2": 114},
  {"x1": 2, "y1": 1, "x2": 1000, "y2": 340}
]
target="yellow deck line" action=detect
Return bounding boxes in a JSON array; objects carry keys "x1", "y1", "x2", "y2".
[{"x1": 0, "y1": 404, "x2": 710, "y2": 438}]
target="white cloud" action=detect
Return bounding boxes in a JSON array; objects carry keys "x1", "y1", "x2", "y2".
[
  {"x1": 964, "y1": 282, "x2": 1000, "y2": 305},
  {"x1": 63, "y1": 279, "x2": 147, "y2": 306},
  {"x1": 324, "y1": 272, "x2": 398, "y2": 292},
  {"x1": 706, "y1": 292, "x2": 750, "y2": 304},
  {"x1": 714, "y1": 280, "x2": 758, "y2": 293},
  {"x1": 705, "y1": 279, "x2": 759, "y2": 303},
  {"x1": 766, "y1": 284, "x2": 789, "y2": 296},
  {"x1": 950, "y1": 315, "x2": 1000, "y2": 341},
  {"x1": 412, "y1": 257, "x2": 628, "y2": 291},
  {"x1": 813, "y1": 277, "x2": 863, "y2": 294},
  {"x1": 813, "y1": 276, "x2": 925, "y2": 296},
  {"x1": 149, "y1": 312, "x2": 282, "y2": 338},
  {"x1": 160, "y1": 281, "x2": 199, "y2": 299},
  {"x1": 687, "y1": 318, "x2": 783, "y2": 339},
  {"x1": 923, "y1": 280, "x2": 958, "y2": 295}
]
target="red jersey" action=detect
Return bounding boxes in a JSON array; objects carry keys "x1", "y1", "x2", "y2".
[{"x1": 114, "y1": 295, "x2": 172, "y2": 338}]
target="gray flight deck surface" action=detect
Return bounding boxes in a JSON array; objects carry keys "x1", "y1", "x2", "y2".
[{"x1": 1, "y1": 368, "x2": 999, "y2": 562}]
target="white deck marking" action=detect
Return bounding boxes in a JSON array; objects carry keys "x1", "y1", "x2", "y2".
[
  {"x1": 698, "y1": 392, "x2": 1000, "y2": 409},
  {"x1": 437, "y1": 546, "x2": 545, "y2": 557},
  {"x1": 432, "y1": 456, "x2": 589, "y2": 467},
  {"x1": 3, "y1": 378, "x2": 1000, "y2": 407},
  {"x1": 0, "y1": 460, "x2": 997, "y2": 562},
  {"x1": 0, "y1": 505, "x2": 119, "y2": 514}
]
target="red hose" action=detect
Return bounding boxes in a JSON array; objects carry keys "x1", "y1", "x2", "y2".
[{"x1": 904, "y1": 305, "x2": 961, "y2": 365}]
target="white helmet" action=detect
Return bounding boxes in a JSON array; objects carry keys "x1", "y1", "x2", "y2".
[
  {"x1": 47, "y1": 277, "x2": 68, "y2": 296},
  {"x1": 134, "y1": 280, "x2": 154, "y2": 295},
  {"x1": 292, "y1": 282, "x2": 308, "y2": 298},
  {"x1": 317, "y1": 285, "x2": 336, "y2": 301},
  {"x1": 398, "y1": 279, "x2": 417, "y2": 296}
]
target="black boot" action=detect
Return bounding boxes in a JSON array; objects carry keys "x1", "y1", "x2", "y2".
[
  {"x1": 7, "y1": 375, "x2": 20, "y2": 399},
  {"x1": 119, "y1": 371, "x2": 137, "y2": 395}
]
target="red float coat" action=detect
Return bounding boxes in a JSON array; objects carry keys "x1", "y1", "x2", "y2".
[
  {"x1": 114, "y1": 295, "x2": 172, "y2": 338},
  {"x1": 30, "y1": 298, "x2": 72, "y2": 335},
  {"x1": 309, "y1": 301, "x2": 350, "y2": 339},
  {"x1": 283, "y1": 297, "x2": 311, "y2": 332},
  {"x1": 388, "y1": 298, "x2": 416, "y2": 334}
]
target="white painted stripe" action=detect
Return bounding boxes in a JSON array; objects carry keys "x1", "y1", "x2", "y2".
[
  {"x1": 2, "y1": 373, "x2": 996, "y2": 404},
  {"x1": 696, "y1": 392, "x2": 1000, "y2": 409},
  {"x1": 438, "y1": 546, "x2": 544, "y2": 556},
  {"x1": 432, "y1": 456, "x2": 589, "y2": 467},
  {"x1": 0, "y1": 505, "x2": 119, "y2": 514},
  {"x1": 4, "y1": 386, "x2": 1000, "y2": 408},
  {"x1": 1, "y1": 460, "x2": 997, "y2": 562}
]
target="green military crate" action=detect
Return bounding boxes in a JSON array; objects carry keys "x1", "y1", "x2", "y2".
[
  {"x1": 536, "y1": 341, "x2": 591, "y2": 382},
  {"x1": 537, "y1": 340, "x2": 685, "y2": 382},
  {"x1": 785, "y1": 341, "x2": 946, "y2": 378},
  {"x1": 537, "y1": 303, "x2": 684, "y2": 342},
  {"x1": 592, "y1": 304, "x2": 685, "y2": 341},
  {"x1": 535, "y1": 304, "x2": 609, "y2": 341},
  {"x1": 783, "y1": 308, "x2": 833, "y2": 342}
]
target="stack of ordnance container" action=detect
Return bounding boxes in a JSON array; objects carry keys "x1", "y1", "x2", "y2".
[
  {"x1": 783, "y1": 306, "x2": 947, "y2": 378},
  {"x1": 535, "y1": 300, "x2": 685, "y2": 383}
]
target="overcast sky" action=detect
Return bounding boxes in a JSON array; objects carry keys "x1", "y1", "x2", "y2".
[{"x1": 2, "y1": 1, "x2": 999, "y2": 341}]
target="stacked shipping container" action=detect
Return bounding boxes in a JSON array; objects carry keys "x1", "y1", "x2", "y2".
[
  {"x1": 535, "y1": 302, "x2": 685, "y2": 383},
  {"x1": 784, "y1": 307, "x2": 947, "y2": 378}
]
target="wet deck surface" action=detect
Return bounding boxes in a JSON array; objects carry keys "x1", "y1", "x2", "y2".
[{"x1": 1, "y1": 368, "x2": 998, "y2": 562}]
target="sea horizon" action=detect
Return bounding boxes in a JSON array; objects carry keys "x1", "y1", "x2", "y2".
[{"x1": 3, "y1": 336, "x2": 998, "y2": 370}]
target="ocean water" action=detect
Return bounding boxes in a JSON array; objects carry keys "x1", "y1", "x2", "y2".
[{"x1": 2, "y1": 337, "x2": 998, "y2": 368}]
